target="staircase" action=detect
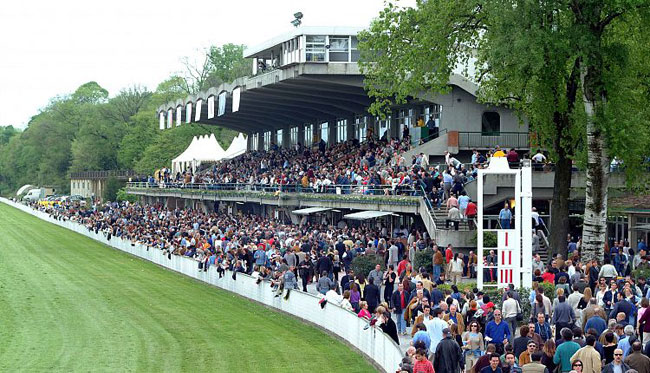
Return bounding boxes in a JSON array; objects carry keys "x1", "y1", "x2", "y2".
[
  {"x1": 429, "y1": 204, "x2": 473, "y2": 231},
  {"x1": 536, "y1": 229, "x2": 551, "y2": 264}
]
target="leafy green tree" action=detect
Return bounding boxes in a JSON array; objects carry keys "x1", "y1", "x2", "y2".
[
  {"x1": 359, "y1": 0, "x2": 650, "y2": 259},
  {"x1": 103, "y1": 177, "x2": 122, "y2": 202},
  {"x1": 204, "y1": 43, "x2": 250, "y2": 89}
]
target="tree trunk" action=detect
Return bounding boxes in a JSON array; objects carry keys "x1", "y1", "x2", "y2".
[
  {"x1": 581, "y1": 70, "x2": 609, "y2": 262},
  {"x1": 548, "y1": 152, "x2": 571, "y2": 260}
]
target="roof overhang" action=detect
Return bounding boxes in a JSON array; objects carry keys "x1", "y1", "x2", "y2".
[
  {"x1": 292, "y1": 207, "x2": 332, "y2": 215},
  {"x1": 344, "y1": 210, "x2": 397, "y2": 220}
]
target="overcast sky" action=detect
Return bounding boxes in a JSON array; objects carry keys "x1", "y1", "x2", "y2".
[{"x1": 0, "y1": 0, "x2": 416, "y2": 128}]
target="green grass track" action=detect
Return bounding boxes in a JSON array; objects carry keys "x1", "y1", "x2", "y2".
[{"x1": 0, "y1": 203, "x2": 374, "y2": 372}]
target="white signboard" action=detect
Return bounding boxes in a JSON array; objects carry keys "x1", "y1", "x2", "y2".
[
  {"x1": 195, "y1": 100, "x2": 202, "y2": 121},
  {"x1": 207, "y1": 96, "x2": 215, "y2": 119},
  {"x1": 232, "y1": 87, "x2": 241, "y2": 112},
  {"x1": 218, "y1": 92, "x2": 227, "y2": 116},
  {"x1": 185, "y1": 102, "x2": 192, "y2": 123},
  {"x1": 159, "y1": 112, "x2": 165, "y2": 130}
]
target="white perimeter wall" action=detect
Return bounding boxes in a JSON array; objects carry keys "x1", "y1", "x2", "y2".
[{"x1": 0, "y1": 198, "x2": 402, "y2": 373}]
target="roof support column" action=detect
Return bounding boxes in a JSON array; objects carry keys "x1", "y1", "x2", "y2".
[
  {"x1": 346, "y1": 116, "x2": 356, "y2": 141},
  {"x1": 297, "y1": 125, "x2": 305, "y2": 148},
  {"x1": 257, "y1": 132, "x2": 264, "y2": 151},
  {"x1": 282, "y1": 125, "x2": 291, "y2": 149},
  {"x1": 247, "y1": 133, "x2": 254, "y2": 151},
  {"x1": 328, "y1": 120, "x2": 336, "y2": 145}
]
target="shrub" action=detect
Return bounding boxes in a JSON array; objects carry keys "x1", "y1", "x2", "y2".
[
  {"x1": 116, "y1": 188, "x2": 138, "y2": 203},
  {"x1": 632, "y1": 267, "x2": 650, "y2": 281},
  {"x1": 537, "y1": 281, "x2": 556, "y2": 299},
  {"x1": 414, "y1": 248, "x2": 434, "y2": 274},
  {"x1": 350, "y1": 254, "x2": 384, "y2": 277},
  {"x1": 470, "y1": 231, "x2": 498, "y2": 248}
]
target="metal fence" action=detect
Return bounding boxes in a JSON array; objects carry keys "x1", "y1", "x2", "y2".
[
  {"x1": 127, "y1": 182, "x2": 424, "y2": 197},
  {"x1": 458, "y1": 132, "x2": 530, "y2": 149},
  {"x1": 71, "y1": 170, "x2": 140, "y2": 180}
]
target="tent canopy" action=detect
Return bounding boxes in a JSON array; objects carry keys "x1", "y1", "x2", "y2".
[
  {"x1": 172, "y1": 133, "x2": 246, "y2": 173},
  {"x1": 292, "y1": 207, "x2": 332, "y2": 215},
  {"x1": 343, "y1": 211, "x2": 397, "y2": 220}
]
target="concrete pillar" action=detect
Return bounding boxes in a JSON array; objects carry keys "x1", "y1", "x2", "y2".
[
  {"x1": 390, "y1": 113, "x2": 399, "y2": 140},
  {"x1": 297, "y1": 125, "x2": 305, "y2": 147},
  {"x1": 247, "y1": 133, "x2": 254, "y2": 151},
  {"x1": 369, "y1": 116, "x2": 378, "y2": 140},
  {"x1": 347, "y1": 117, "x2": 356, "y2": 141},
  {"x1": 282, "y1": 125, "x2": 291, "y2": 148},
  {"x1": 256, "y1": 132, "x2": 264, "y2": 151},
  {"x1": 328, "y1": 120, "x2": 336, "y2": 145},
  {"x1": 628, "y1": 214, "x2": 638, "y2": 249}
]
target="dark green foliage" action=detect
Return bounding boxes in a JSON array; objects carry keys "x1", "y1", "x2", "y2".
[
  {"x1": 103, "y1": 177, "x2": 122, "y2": 202},
  {"x1": 116, "y1": 188, "x2": 138, "y2": 203},
  {"x1": 414, "y1": 248, "x2": 434, "y2": 274},
  {"x1": 350, "y1": 254, "x2": 384, "y2": 277},
  {"x1": 0, "y1": 42, "x2": 246, "y2": 195}
]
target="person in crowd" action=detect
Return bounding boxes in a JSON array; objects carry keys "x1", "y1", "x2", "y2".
[
  {"x1": 601, "y1": 348, "x2": 630, "y2": 373},
  {"x1": 391, "y1": 282, "x2": 408, "y2": 336},
  {"x1": 552, "y1": 296, "x2": 576, "y2": 340},
  {"x1": 412, "y1": 323, "x2": 431, "y2": 352},
  {"x1": 424, "y1": 307, "x2": 449, "y2": 356},
  {"x1": 625, "y1": 341, "x2": 650, "y2": 373},
  {"x1": 522, "y1": 352, "x2": 549, "y2": 373},
  {"x1": 513, "y1": 325, "x2": 532, "y2": 360},
  {"x1": 434, "y1": 327, "x2": 464, "y2": 373},
  {"x1": 486, "y1": 310, "x2": 511, "y2": 355},
  {"x1": 553, "y1": 328, "x2": 580, "y2": 373},
  {"x1": 357, "y1": 301, "x2": 371, "y2": 319},
  {"x1": 462, "y1": 321, "x2": 485, "y2": 369},
  {"x1": 569, "y1": 335, "x2": 602, "y2": 373},
  {"x1": 518, "y1": 340, "x2": 537, "y2": 367},
  {"x1": 481, "y1": 354, "x2": 504, "y2": 373},
  {"x1": 502, "y1": 291, "x2": 520, "y2": 344},
  {"x1": 413, "y1": 348, "x2": 435, "y2": 373},
  {"x1": 502, "y1": 351, "x2": 523, "y2": 373}
]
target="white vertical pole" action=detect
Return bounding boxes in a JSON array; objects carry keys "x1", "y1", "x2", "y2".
[
  {"x1": 514, "y1": 170, "x2": 522, "y2": 288},
  {"x1": 477, "y1": 172, "x2": 484, "y2": 289},
  {"x1": 521, "y1": 163, "x2": 533, "y2": 288}
]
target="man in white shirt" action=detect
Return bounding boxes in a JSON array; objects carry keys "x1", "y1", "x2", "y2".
[
  {"x1": 567, "y1": 284, "x2": 583, "y2": 311},
  {"x1": 424, "y1": 307, "x2": 449, "y2": 355},
  {"x1": 502, "y1": 291, "x2": 519, "y2": 344}
]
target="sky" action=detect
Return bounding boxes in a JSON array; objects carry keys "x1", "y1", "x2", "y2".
[{"x1": 0, "y1": 0, "x2": 415, "y2": 129}]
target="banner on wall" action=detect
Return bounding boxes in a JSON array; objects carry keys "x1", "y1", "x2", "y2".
[
  {"x1": 218, "y1": 92, "x2": 226, "y2": 116},
  {"x1": 176, "y1": 107, "x2": 182, "y2": 126},
  {"x1": 232, "y1": 87, "x2": 241, "y2": 112},
  {"x1": 167, "y1": 109, "x2": 173, "y2": 128},
  {"x1": 185, "y1": 103, "x2": 192, "y2": 124},
  {"x1": 207, "y1": 96, "x2": 215, "y2": 119},
  {"x1": 159, "y1": 112, "x2": 165, "y2": 130},
  {"x1": 195, "y1": 100, "x2": 202, "y2": 121}
]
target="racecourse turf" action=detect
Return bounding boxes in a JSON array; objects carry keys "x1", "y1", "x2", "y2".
[{"x1": 0, "y1": 203, "x2": 375, "y2": 372}]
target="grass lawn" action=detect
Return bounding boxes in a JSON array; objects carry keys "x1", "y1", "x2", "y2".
[{"x1": 0, "y1": 203, "x2": 375, "y2": 372}]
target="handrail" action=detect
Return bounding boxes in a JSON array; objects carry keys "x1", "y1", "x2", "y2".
[{"x1": 127, "y1": 181, "x2": 425, "y2": 197}]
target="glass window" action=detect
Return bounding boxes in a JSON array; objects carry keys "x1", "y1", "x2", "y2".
[
  {"x1": 337, "y1": 119, "x2": 347, "y2": 143},
  {"x1": 481, "y1": 112, "x2": 501, "y2": 135},
  {"x1": 329, "y1": 36, "x2": 349, "y2": 62},
  {"x1": 306, "y1": 35, "x2": 326, "y2": 62},
  {"x1": 320, "y1": 122, "x2": 329, "y2": 144},
  {"x1": 290, "y1": 127, "x2": 299, "y2": 146},
  {"x1": 351, "y1": 36, "x2": 360, "y2": 62},
  {"x1": 355, "y1": 115, "x2": 367, "y2": 142},
  {"x1": 304, "y1": 124, "x2": 313, "y2": 145},
  {"x1": 276, "y1": 129, "x2": 283, "y2": 147}
]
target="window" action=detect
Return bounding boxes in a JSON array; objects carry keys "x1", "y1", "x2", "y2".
[
  {"x1": 320, "y1": 122, "x2": 329, "y2": 144},
  {"x1": 351, "y1": 36, "x2": 360, "y2": 62},
  {"x1": 306, "y1": 35, "x2": 326, "y2": 62},
  {"x1": 276, "y1": 129, "x2": 283, "y2": 147},
  {"x1": 378, "y1": 117, "x2": 390, "y2": 140},
  {"x1": 252, "y1": 133, "x2": 259, "y2": 150},
  {"x1": 355, "y1": 116, "x2": 367, "y2": 142},
  {"x1": 481, "y1": 112, "x2": 501, "y2": 135},
  {"x1": 304, "y1": 124, "x2": 313, "y2": 145},
  {"x1": 263, "y1": 131, "x2": 272, "y2": 151},
  {"x1": 336, "y1": 119, "x2": 347, "y2": 143},
  {"x1": 329, "y1": 36, "x2": 349, "y2": 62},
  {"x1": 290, "y1": 127, "x2": 299, "y2": 146}
]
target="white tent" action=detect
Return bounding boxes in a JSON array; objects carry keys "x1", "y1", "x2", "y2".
[
  {"x1": 16, "y1": 184, "x2": 35, "y2": 196},
  {"x1": 224, "y1": 133, "x2": 247, "y2": 159},
  {"x1": 171, "y1": 134, "x2": 226, "y2": 174}
]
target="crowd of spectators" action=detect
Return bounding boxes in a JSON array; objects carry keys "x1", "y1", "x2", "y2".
[{"x1": 29, "y1": 197, "x2": 650, "y2": 373}]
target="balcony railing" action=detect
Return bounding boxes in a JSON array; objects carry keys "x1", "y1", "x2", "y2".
[
  {"x1": 70, "y1": 170, "x2": 139, "y2": 180},
  {"x1": 458, "y1": 131, "x2": 530, "y2": 149}
]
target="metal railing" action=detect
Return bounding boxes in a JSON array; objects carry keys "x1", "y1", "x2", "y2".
[
  {"x1": 127, "y1": 181, "x2": 425, "y2": 197},
  {"x1": 458, "y1": 131, "x2": 530, "y2": 149},
  {"x1": 70, "y1": 170, "x2": 140, "y2": 180}
]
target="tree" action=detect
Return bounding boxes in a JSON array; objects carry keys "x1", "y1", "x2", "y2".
[
  {"x1": 103, "y1": 177, "x2": 122, "y2": 202},
  {"x1": 570, "y1": 3, "x2": 650, "y2": 261},
  {"x1": 359, "y1": 0, "x2": 650, "y2": 260},
  {"x1": 358, "y1": 0, "x2": 583, "y2": 257},
  {"x1": 204, "y1": 43, "x2": 250, "y2": 88}
]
